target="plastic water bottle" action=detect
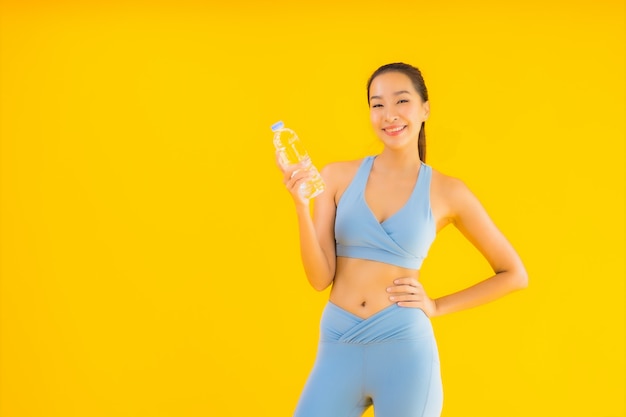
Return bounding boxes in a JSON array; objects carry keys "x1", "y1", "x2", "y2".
[{"x1": 272, "y1": 120, "x2": 325, "y2": 200}]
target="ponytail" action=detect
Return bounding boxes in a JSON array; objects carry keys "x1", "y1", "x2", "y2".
[{"x1": 418, "y1": 122, "x2": 426, "y2": 162}]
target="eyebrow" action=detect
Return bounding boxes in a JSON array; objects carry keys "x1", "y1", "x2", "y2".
[{"x1": 369, "y1": 90, "x2": 412, "y2": 101}]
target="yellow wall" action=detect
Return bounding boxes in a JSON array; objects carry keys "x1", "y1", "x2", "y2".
[{"x1": 1, "y1": 1, "x2": 623, "y2": 416}]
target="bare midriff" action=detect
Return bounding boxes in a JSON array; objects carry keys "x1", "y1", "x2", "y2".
[{"x1": 329, "y1": 257, "x2": 421, "y2": 319}]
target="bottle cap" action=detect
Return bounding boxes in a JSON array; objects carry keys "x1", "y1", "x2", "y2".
[{"x1": 271, "y1": 120, "x2": 284, "y2": 132}]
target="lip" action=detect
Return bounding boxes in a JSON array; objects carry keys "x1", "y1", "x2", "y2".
[{"x1": 382, "y1": 125, "x2": 407, "y2": 136}]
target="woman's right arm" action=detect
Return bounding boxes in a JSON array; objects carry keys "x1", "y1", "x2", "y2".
[{"x1": 278, "y1": 156, "x2": 338, "y2": 291}]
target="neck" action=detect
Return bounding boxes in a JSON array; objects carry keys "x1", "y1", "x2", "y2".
[{"x1": 376, "y1": 147, "x2": 421, "y2": 173}]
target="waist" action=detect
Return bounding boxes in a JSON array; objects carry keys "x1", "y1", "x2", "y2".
[
  {"x1": 320, "y1": 301, "x2": 433, "y2": 344},
  {"x1": 330, "y1": 257, "x2": 420, "y2": 319}
]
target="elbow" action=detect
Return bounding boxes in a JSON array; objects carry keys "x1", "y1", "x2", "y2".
[
  {"x1": 312, "y1": 284, "x2": 328, "y2": 292},
  {"x1": 307, "y1": 266, "x2": 335, "y2": 292},
  {"x1": 308, "y1": 274, "x2": 333, "y2": 292},
  {"x1": 311, "y1": 280, "x2": 333, "y2": 292},
  {"x1": 513, "y1": 267, "x2": 529, "y2": 290},
  {"x1": 498, "y1": 265, "x2": 528, "y2": 291}
]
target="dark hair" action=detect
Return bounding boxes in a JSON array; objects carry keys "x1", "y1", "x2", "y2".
[{"x1": 366, "y1": 62, "x2": 429, "y2": 162}]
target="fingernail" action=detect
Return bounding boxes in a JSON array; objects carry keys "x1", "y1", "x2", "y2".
[
  {"x1": 394, "y1": 280, "x2": 399, "y2": 284},
  {"x1": 390, "y1": 296, "x2": 395, "y2": 301}
]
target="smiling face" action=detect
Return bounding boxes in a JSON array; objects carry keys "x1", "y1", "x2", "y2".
[{"x1": 368, "y1": 71, "x2": 430, "y2": 151}]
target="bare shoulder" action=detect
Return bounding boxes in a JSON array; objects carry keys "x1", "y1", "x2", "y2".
[
  {"x1": 429, "y1": 166, "x2": 476, "y2": 228},
  {"x1": 320, "y1": 158, "x2": 367, "y2": 203},
  {"x1": 430, "y1": 167, "x2": 470, "y2": 199}
]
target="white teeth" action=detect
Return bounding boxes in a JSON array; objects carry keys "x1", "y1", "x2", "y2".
[{"x1": 385, "y1": 126, "x2": 404, "y2": 133}]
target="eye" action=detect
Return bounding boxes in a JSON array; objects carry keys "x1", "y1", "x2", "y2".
[
  {"x1": 398, "y1": 99, "x2": 409, "y2": 104},
  {"x1": 371, "y1": 103, "x2": 383, "y2": 108}
]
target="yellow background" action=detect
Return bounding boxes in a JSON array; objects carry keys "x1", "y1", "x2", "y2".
[{"x1": 1, "y1": 1, "x2": 624, "y2": 416}]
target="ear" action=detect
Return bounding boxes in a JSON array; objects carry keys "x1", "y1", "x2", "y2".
[{"x1": 423, "y1": 101, "x2": 430, "y2": 121}]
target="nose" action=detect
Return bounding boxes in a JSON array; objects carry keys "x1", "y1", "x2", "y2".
[{"x1": 384, "y1": 109, "x2": 399, "y2": 122}]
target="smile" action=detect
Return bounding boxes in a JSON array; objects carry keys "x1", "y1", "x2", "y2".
[{"x1": 383, "y1": 126, "x2": 406, "y2": 135}]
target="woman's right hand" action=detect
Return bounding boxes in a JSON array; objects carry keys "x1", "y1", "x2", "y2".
[{"x1": 275, "y1": 151, "x2": 313, "y2": 207}]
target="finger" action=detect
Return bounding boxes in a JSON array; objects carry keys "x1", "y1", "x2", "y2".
[
  {"x1": 286, "y1": 176, "x2": 303, "y2": 191},
  {"x1": 282, "y1": 162, "x2": 308, "y2": 181},
  {"x1": 389, "y1": 294, "x2": 422, "y2": 302},
  {"x1": 291, "y1": 167, "x2": 315, "y2": 179},
  {"x1": 386, "y1": 286, "x2": 412, "y2": 294},
  {"x1": 393, "y1": 277, "x2": 420, "y2": 286},
  {"x1": 286, "y1": 177, "x2": 315, "y2": 200},
  {"x1": 283, "y1": 166, "x2": 308, "y2": 184},
  {"x1": 286, "y1": 170, "x2": 313, "y2": 187},
  {"x1": 387, "y1": 284, "x2": 420, "y2": 294},
  {"x1": 282, "y1": 164, "x2": 298, "y2": 179},
  {"x1": 396, "y1": 300, "x2": 421, "y2": 307},
  {"x1": 275, "y1": 151, "x2": 289, "y2": 171}
]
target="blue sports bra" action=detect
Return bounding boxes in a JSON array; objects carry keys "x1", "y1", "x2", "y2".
[{"x1": 335, "y1": 155, "x2": 436, "y2": 270}]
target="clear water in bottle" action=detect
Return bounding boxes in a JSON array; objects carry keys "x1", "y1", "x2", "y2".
[{"x1": 272, "y1": 120, "x2": 326, "y2": 200}]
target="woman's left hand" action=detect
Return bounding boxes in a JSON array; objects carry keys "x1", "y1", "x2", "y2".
[{"x1": 387, "y1": 277, "x2": 438, "y2": 318}]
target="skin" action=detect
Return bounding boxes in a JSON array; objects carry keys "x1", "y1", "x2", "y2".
[{"x1": 277, "y1": 71, "x2": 527, "y2": 319}]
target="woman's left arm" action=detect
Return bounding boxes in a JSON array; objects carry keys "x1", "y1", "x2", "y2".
[
  {"x1": 428, "y1": 177, "x2": 528, "y2": 317},
  {"x1": 388, "y1": 176, "x2": 528, "y2": 317}
]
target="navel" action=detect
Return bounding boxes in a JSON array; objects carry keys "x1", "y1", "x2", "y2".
[{"x1": 361, "y1": 301, "x2": 367, "y2": 307}]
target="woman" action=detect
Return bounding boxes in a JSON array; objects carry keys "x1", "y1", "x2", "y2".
[{"x1": 277, "y1": 62, "x2": 528, "y2": 417}]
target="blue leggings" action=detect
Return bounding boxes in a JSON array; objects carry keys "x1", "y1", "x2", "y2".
[{"x1": 294, "y1": 302, "x2": 443, "y2": 417}]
